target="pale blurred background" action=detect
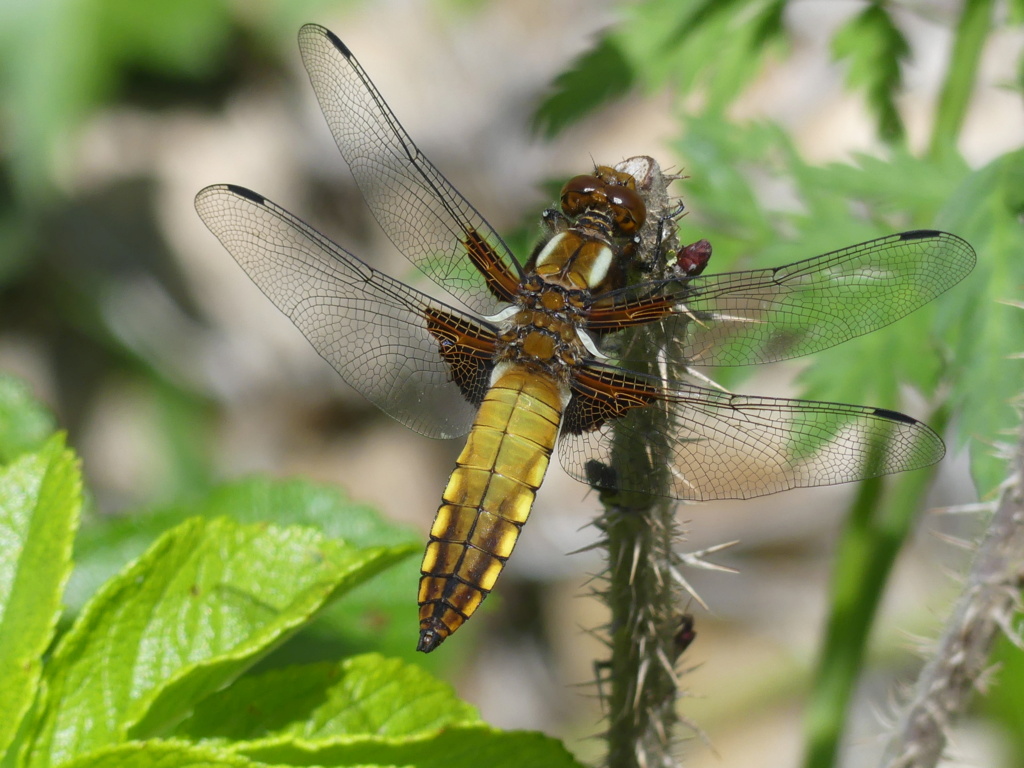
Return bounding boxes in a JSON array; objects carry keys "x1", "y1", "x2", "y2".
[{"x1": 1, "y1": 0, "x2": 1020, "y2": 766}]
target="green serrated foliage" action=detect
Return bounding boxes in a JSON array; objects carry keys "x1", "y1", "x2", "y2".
[
  {"x1": 621, "y1": 0, "x2": 788, "y2": 112},
  {"x1": 674, "y1": 115, "x2": 978, "y2": 413},
  {"x1": 830, "y1": 4, "x2": 909, "y2": 143},
  {"x1": 174, "y1": 653, "x2": 478, "y2": 742},
  {"x1": 531, "y1": 34, "x2": 635, "y2": 138},
  {"x1": 21, "y1": 516, "x2": 411, "y2": 768},
  {"x1": 237, "y1": 723, "x2": 586, "y2": 768},
  {"x1": 61, "y1": 739, "x2": 290, "y2": 768},
  {"x1": 68, "y1": 478, "x2": 418, "y2": 602},
  {"x1": 0, "y1": 434, "x2": 81, "y2": 759},
  {"x1": 810, "y1": 150, "x2": 970, "y2": 224},
  {"x1": 936, "y1": 151, "x2": 1024, "y2": 494},
  {"x1": 671, "y1": 116, "x2": 785, "y2": 251},
  {"x1": 0, "y1": 376, "x2": 57, "y2": 464},
  {"x1": 533, "y1": 0, "x2": 788, "y2": 137},
  {"x1": 66, "y1": 478, "x2": 421, "y2": 661}
]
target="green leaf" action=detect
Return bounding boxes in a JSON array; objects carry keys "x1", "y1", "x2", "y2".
[
  {"x1": 531, "y1": 34, "x2": 635, "y2": 138},
  {"x1": 238, "y1": 723, "x2": 586, "y2": 768},
  {"x1": 174, "y1": 653, "x2": 478, "y2": 742},
  {"x1": 67, "y1": 478, "x2": 423, "y2": 661},
  {"x1": 0, "y1": 375, "x2": 57, "y2": 463},
  {"x1": 936, "y1": 151, "x2": 1024, "y2": 493},
  {"x1": 981, "y1": 635, "x2": 1024, "y2": 762},
  {"x1": 23, "y1": 516, "x2": 414, "y2": 768},
  {"x1": 0, "y1": 0, "x2": 234, "y2": 200},
  {"x1": 831, "y1": 4, "x2": 909, "y2": 142},
  {"x1": 622, "y1": 0, "x2": 787, "y2": 113},
  {"x1": 62, "y1": 740, "x2": 288, "y2": 768},
  {"x1": 0, "y1": 434, "x2": 81, "y2": 758}
]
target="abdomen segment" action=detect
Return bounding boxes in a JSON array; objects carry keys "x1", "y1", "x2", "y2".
[{"x1": 417, "y1": 365, "x2": 565, "y2": 652}]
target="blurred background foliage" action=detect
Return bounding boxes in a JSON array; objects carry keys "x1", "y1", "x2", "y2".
[{"x1": 1, "y1": 0, "x2": 1023, "y2": 766}]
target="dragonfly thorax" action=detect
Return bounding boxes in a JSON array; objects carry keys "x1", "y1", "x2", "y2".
[{"x1": 496, "y1": 280, "x2": 591, "y2": 375}]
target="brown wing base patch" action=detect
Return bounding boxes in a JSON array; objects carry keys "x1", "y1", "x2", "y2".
[
  {"x1": 464, "y1": 229, "x2": 522, "y2": 303},
  {"x1": 564, "y1": 365, "x2": 662, "y2": 434},
  {"x1": 424, "y1": 307, "x2": 497, "y2": 406}
]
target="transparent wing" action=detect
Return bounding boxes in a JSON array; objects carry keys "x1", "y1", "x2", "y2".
[
  {"x1": 195, "y1": 184, "x2": 496, "y2": 439},
  {"x1": 591, "y1": 230, "x2": 976, "y2": 366},
  {"x1": 558, "y1": 362, "x2": 944, "y2": 501},
  {"x1": 297, "y1": 24, "x2": 522, "y2": 316}
]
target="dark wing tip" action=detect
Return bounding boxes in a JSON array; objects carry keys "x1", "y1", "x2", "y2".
[
  {"x1": 322, "y1": 27, "x2": 352, "y2": 57},
  {"x1": 872, "y1": 407, "x2": 917, "y2": 425},
  {"x1": 899, "y1": 229, "x2": 942, "y2": 241},
  {"x1": 872, "y1": 407, "x2": 947, "y2": 468},
  {"x1": 223, "y1": 184, "x2": 266, "y2": 204},
  {"x1": 298, "y1": 23, "x2": 354, "y2": 59},
  {"x1": 298, "y1": 23, "x2": 352, "y2": 57},
  {"x1": 899, "y1": 229, "x2": 977, "y2": 278}
]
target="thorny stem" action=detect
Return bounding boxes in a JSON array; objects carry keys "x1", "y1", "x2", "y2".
[
  {"x1": 880, "y1": 422, "x2": 1024, "y2": 768},
  {"x1": 595, "y1": 157, "x2": 694, "y2": 768},
  {"x1": 599, "y1": 495, "x2": 689, "y2": 768}
]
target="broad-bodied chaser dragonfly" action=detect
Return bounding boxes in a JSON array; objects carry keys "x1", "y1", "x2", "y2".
[{"x1": 196, "y1": 24, "x2": 975, "y2": 652}]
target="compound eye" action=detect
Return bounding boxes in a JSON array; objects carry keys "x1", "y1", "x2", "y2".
[
  {"x1": 560, "y1": 175, "x2": 603, "y2": 216},
  {"x1": 607, "y1": 185, "x2": 646, "y2": 234}
]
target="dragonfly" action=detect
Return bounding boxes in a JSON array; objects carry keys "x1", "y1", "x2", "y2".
[{"x1": 195, "y1": 24, "x2": 976, "y2": 652}]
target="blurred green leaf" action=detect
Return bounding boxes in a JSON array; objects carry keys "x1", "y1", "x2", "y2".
[
  {"x1": 623, "y1": 0, "x2": 788, "y2": 112},
  {"x1": 533, "y1": 0, "x2": 788, "y2": 136},
  {"x1": 0, "y1": 434, "x2": 81, "y2": 759},
  {"x1": 980, "y1": 634, "x2": 1024, "y2": 762},
  {"x1": 94, "y1": 0, "x2": 233, "y2": 77},
  {"x1": 931, "y1": 150, "x2": 1024, "y2": 494},
  {"x1": 174, "y1": 653, "x2": 478, "y2": 741},
  {"x1": 0, "y1": 375, "x2": 57, "y2": 463},
  {"x1": 531, "y1": 34, "x2": 634, "y2": 138},
  {"x1": 831, "y1": 4, "x2": 909, "y2": 143},
  {"x1": 24, "y1": 516, "x2": 411, "y2": 767},
  {"x1": 1, "y1": 0, "x2": 234, "y2": 200}
]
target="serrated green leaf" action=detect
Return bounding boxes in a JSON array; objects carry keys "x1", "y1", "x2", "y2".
[
  {"x1": 174, "y1": 653, "x2": 478, "y2": 742},
  {"x1": 62, "y1": 739, "x2": 287, "y2": 768},
  {"x1": 238, "y1": 723, "x2": 585, "y2": 768},
  {"x1": 23, "y1": 517, "x2": 413, "y2": 768},
  {"x1": 67, "y1": 478, "x2": 422, "y2": 661},
  {"x1": 531, "y1": 34, "x2": 634, "y2": 138},
  {"x1": 0, "y1": 376, "x2": 57, "y2": 463},
  {"x1": 0, "y1": 434, "x2": 81, "y2": 758},
  {"x1": 612, "y1": 0, "x2": 788, "y2": 116},
  {"x1": 831, "y1": 4, "x2": 909, "y2": 142},
  {"x1": 806, "y1": 150, "x2": 970, "y2": 222},
  {"x1": 930, "y1": 151, "x2": 1024, "y2": 494}
]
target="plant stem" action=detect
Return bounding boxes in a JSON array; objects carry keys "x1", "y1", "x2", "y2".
[
  {"x1": 597, "y1": 157, "x2": 692, "y2": 768},
  {"x1": 802, "y1": 407, "x2": 949, "y2": 768},
  {"x1": 928, "y1": 0, "x2": 995, "y2": 160},
  {"x1": 600, "y1": 494, "x2": 688, "y2": 768}
]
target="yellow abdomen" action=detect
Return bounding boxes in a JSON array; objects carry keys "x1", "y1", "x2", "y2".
[{"x1": 417, "y1": 365, "x2": 565, "y2": 652}]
